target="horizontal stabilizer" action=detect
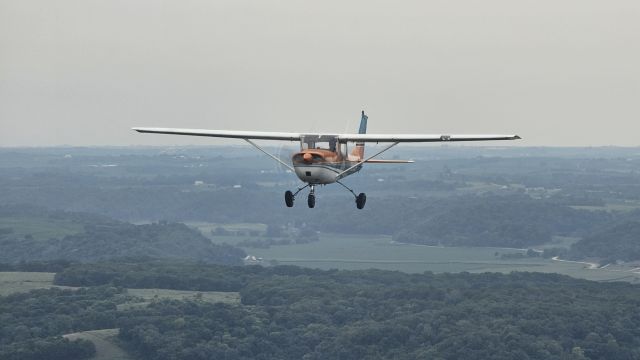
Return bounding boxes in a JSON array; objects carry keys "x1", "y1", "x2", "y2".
[{"x1": 364, "y1": 159, "x2": 414, "y2": 164}]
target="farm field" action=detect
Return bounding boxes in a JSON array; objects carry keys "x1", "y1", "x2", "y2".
[
  {"x1": 126, "y1": 288, "x2": 240, "y2": 305},
  {"x1": 64, "y1": 329, "x2": 133, "y2": 360},
  {"x1": 0, "y1": 216, "x2": 83, "y2": 241},
  {"x1": 207, "y1": 231, "x2": 640, "y2": 283},
  {"x1": 0, "y1": 272, "x2": 242, "y2": 305},
  {"x1": 0, "y1": 272, "x2": 77, "y2": 296}
]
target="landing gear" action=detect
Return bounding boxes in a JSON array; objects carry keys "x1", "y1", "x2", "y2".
[
  {"x1": 336, "y1": 180, "x2": 366, "y2": 210},
  {"x1": 285, "y1": 182, "x2": 364, "y2": 209},
  {"x1": 284, "y1": 184, "x2": 311, "y2": 208},
  {"x1": 284, "y1": 191, "x2": 294, "y2": 207},
  {"x1": 356, "y1": 193, "x2": 367, "y2": 209},
  {"x1": 307, "y1": 185, "x2": 316, "y2": 208}
]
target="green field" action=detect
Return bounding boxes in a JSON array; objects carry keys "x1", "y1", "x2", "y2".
[
  {"x1": 215, "y1": 232, "x2": 640, "y2": 283},
  {"x1": 125, "y1": 288, "x2": 240, "y2": 307},
  {"x1": 188, "y1": 221, "x2": 267, "y2": 235},
  {"x1": 64, "y1": 329, "x2": 133, "y2": 360},
  {"x1": 0, "y1": 272, "x2": 77, "y2": 296},
  {"x1": 0, "y1": 272, "x2": 241, "y2": 306},
  {"x1": 0, "y1": 216, "x2": 83, "y2": 241}
]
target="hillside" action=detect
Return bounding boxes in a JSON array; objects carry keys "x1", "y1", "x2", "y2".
[
  {"x1": 569, "y1": 220, "x2": 640, "y2": 263},
  {"x1": 392, "y1": 196, "x2": 610, "y2": 248},
  {"x1": 0, "y1": 206, "x2": 245, "y2": 265}
]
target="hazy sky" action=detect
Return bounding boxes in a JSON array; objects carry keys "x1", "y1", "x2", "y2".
[{"x1": 1, "y1": 0, "x2": 638, "y2": 147}]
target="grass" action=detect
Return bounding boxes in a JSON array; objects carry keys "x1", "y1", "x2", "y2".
[
  {"x1": 570, "y1": 199, "x2": 640, "y2": 212},
  {"x1": 118, "y1": 289, "x2": 239, "y2": 310},
  {"x1": 126, "y1": 288, "x2": 240, "y2": 304},
  {"x1": 0, "y1": 272, "x2": 241, "y2": 305},
  {"x1": 64, "y1": 329, "x2": 133, "y2": 360},
  {"x1": 0, "y1": 272, "x2": 77, "y2": 296},
  {"x1": 230, "y1": 232, "x2": 640, "y2": 283},
  {"x1": 0, "y1": 216, "x2": 83, "y2": 241},
  {"x1": 188, "y1": 221, "x2": 267, "y2": 235}
]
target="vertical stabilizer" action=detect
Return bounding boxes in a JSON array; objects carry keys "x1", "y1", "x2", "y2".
[
  {"x1": 358, "y1": 110, "x2": 368, "y2": 134},
  {"x1": 351, "y1": 111, "x2": 367, "y2": 160}
]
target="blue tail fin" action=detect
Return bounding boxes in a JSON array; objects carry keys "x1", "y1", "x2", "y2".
[
  {"x1": 351, "y1": 111, "x2": 367, "y2": 160},
  {"x1": 358, "y1": 111, "x2": 368, "y2": 134}
]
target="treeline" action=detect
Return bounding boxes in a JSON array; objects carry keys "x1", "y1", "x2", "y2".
[
  {"x1": 50, "y1": 260, "x2": 640, "y2": 359},
  {"x1": 0, "y1": 260, "x2": 75, "y2": 273},
  {"x1": 54, "y1": 260, "x2": 319, "y2": 292}
]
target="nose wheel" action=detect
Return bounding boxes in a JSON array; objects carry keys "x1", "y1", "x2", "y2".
[
  {"x1": 284, "y1": 184, "x2": 315, "y2": 208},
  {"x1": 307, "y1": 185, "x2": 316, "y2": 208}
]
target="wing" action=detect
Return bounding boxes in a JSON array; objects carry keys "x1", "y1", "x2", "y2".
[
  {"x1": 337, "y1": 134, "x2": 521, "y2": 143},
  {"x1": 132, "y1": 127, "x2": 301, "y2": 141},
  {"x1": 133, "y1": 127, "x2": 520, "y2": 143}
]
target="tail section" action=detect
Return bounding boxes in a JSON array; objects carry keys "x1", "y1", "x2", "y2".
[{"x1": 351, "y1": 111, "x2": 367, "y2": 160}]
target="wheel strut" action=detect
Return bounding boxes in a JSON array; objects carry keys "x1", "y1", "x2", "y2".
[
  {"x1": 284, "y1": 184, "x2": 312, "y2": 208},
  {"x1": 336, "y1": 180, "x2": 366, "y2": 209}
]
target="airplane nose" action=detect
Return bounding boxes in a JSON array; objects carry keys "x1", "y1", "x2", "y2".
[{"x1": 303, "y1": 153, "x2": 313, "y2": 163}]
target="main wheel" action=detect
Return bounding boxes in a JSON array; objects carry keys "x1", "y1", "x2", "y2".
[
  {"x1": 307, "y1": 193, "x2": 315, "y2": 208},
  {"x1": 284, "y1": 191, "x2": 294, "y2": 207},
  {"x1": 356, "y1": 193, "x2": 367, "y2": 209}
]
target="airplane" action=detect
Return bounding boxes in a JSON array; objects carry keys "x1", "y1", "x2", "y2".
[{"x1": 133, "y1": 111, "x2": 520, "y2": 209}]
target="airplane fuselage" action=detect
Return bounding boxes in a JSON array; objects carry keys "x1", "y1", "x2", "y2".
[{"x1": 292, "y1": 149, "x2": 362, "y2": 185}]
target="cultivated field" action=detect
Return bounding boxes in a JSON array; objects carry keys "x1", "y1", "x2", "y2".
[
  {"x1": 125, "y1": 288, "x2": 240, "y2": 308},
  {"x1": 64, "y1": 329, "x2": 133, "y2": 360},
  {"x1": 197, "y1": 225, "x2": 640, "y2": 283},
  {"x1": 0, "y1": 216, "x2": 83, "y2": 241},
  {"x1": 0, "y1": 272, "x2": 77, "y2": 296}
]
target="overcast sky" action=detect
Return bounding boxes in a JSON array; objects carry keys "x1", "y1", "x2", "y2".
[{"x1": 1, "y1": 0, "x2": 638, "y2": 147}]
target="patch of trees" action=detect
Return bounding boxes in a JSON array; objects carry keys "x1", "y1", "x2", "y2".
[
  {"x1": 0, "y1": 287, "x2": 129, "y2": 360},
  {"x1": 569, "y1": 221, "x2": 640, "y2": 263},
  {"x1": 0, "y1": 337, "x2": 95, "y2": 360},
  {"x1": 0, "y1": 207, "x2": 246, "y2": 265},
  {"x1": 54, "y1": 260, "x2": 320, "y2": 292}
]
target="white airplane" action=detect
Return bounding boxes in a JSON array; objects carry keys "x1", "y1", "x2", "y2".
[{"x1": 133, "y1": 111, "x2": 520, "y2": 209}]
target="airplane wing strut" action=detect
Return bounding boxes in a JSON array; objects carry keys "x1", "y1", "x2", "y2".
[{"x1": 244, "y1": 139, "x2": 296, "y2": 172}]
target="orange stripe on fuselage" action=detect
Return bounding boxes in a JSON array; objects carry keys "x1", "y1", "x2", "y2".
[{"x1": 292, "y1": 149, "x2": 361, "y2": 167}]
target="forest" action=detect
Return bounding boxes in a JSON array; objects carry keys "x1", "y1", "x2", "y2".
[{"x1": 3, "y1": 260, "x2": 640, "y2": 359}]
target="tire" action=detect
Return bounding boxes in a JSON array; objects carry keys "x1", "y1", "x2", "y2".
[
  {"x1": 285, "y1": 191, "x2": 294, "y2": 207},
  {"x1": 307, "y1": 194, "x2": 315, "y2": 208},
  {"x1": 356, "y1": 193, "x2": 367, "y2": 209}
]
